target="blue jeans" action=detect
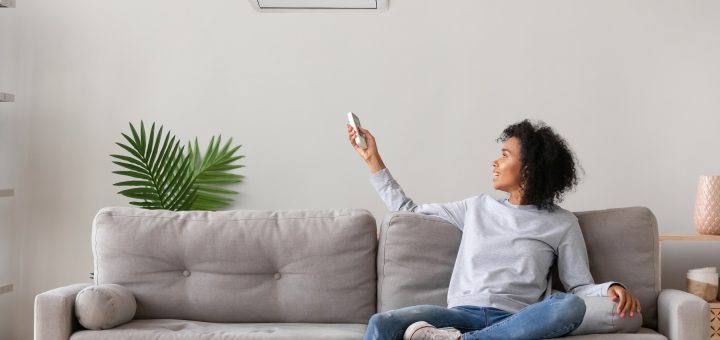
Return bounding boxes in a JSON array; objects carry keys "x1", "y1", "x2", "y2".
[{"x1": 364, "y1": 293, "x2": 585, "y2": 340}]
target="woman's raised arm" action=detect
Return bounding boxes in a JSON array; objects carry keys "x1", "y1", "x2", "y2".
[{"x1": 347, "y1": 124, "x2": 385, "y2": 174}]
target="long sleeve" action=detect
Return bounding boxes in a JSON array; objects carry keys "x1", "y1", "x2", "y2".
[
  {"x1": 557, "y1": 218, "x2": 626, "y2": 296},
  {"x1": 369, "y1": 167, "x2": 467, "y2": 230}
]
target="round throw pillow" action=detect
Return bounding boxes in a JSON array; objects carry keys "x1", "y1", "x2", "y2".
[
  {"x1": 75, "y1": 284, "x2": 136, "y2": 330},
  {"x1": 569, "y1": 296, "x2": 643, "y2": 335}
]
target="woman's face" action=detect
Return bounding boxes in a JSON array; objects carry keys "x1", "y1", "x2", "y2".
[{"x1": 492, "y1": 137, "x2": 523, "y2": 193}]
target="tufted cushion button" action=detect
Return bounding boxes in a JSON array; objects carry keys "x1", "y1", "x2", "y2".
[
  {"x1": 183, "y1": 270, "x2": 191, "y2": 277},
  {"x1": 274, "y1": 273, "x2": 281, "y2": 280}
]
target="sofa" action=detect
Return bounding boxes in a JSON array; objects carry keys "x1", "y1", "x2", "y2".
[{"x1": 35, "y1": 206, "x2": 709, "y2": 339}]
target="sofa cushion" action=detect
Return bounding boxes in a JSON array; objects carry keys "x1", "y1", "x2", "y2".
[
  {"x1": 376, "y1": 207, "x2": 660, "y2": 329},
  {"x1": 555, "y1": 207, "x2": 660, "y2": 330},
  {"x1": 92, "y1": 207, "x2": 377, "y2": 323},
  {"x1": 74, "y1": 284, "x2": 136, "y2": 330},
  {"x1": 70, "y1": 319, "x2": 368, "y2": 340},
  {"x1": 376, "y1": 213, "x2": 461, "y2": 312},
  {"x1": 569, "y1": 296, "x2": 643, "y2": 335}
]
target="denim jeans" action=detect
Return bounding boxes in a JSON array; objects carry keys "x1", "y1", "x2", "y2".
[{"x1": 364, "y1": 293, "x2": 586, "y2": 340}]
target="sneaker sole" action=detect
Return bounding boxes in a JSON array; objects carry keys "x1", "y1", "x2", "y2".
[{"x1": 403, "y1": 321, "x2": 434, "y2": 340}]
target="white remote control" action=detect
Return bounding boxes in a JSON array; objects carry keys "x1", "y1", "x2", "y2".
[{"x1": 347, "y1": 112, "x2": 367, "y2": 150}]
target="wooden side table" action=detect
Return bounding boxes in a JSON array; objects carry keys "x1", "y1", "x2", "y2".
[
  {"x1": 711, "y1": 302, "x2": 720, "y2": 339},
  {"x1": 659, "y1": 235, "x2": 720, "y2": 340},
  {"x1": 657, "y1": 234, "x2": 720, "y2": 280},
  {"x1": 659, "y1": 235, "x2": 720, "y2": 242}
]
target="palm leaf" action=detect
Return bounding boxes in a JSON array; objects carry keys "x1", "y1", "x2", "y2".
[
  {"x1": 112, "y1": 122, "x2": 195, "y2": 210},
  {"x1": 112, "y1": 170, "x2": 152, "y2": 181},
  {"x1": 187, "y1": 135, "x2": 243, "y2": 210},
  {"x1": 110, "y1": 154, "x2": 146, "y2": 168},
  {"x1": 112, "y1": 121, "x2": 244, "y2": 211},
  {"x1": 114, "y1": 180, "x2": 154, "y2": 187}
]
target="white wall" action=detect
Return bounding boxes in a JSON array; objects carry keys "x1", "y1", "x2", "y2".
[{"x1": 4, "y1": 0, "x2": 720, "y2": 338}]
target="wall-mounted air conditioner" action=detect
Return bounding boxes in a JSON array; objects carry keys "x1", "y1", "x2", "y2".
[{"x1": 251, "y1": 0, "x2": 388, "y2": 11}]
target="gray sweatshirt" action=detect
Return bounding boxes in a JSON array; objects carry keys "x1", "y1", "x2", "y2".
[{"x1": 370, "y1": 167, "x2": 621, "y2": 313}]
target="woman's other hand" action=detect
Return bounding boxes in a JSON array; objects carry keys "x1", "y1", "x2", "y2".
[
  {"x1": 608, "y1": 284, "x2": 641, "y2": 318},
  {"x1": 347, "y1": 124, "x2": 385, "y2": 173}
]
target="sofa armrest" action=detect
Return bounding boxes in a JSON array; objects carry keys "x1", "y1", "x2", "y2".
[
  {"x1": 657, "y1": 289, "x2": 710, "y2": 340},
  {"x1": 34, "y1": 283, "x2": 92, "y2": 340}
]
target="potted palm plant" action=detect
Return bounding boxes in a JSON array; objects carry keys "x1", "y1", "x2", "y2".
[{"x1": 111, "y1": 121, "x2": 244, "y2": 211}]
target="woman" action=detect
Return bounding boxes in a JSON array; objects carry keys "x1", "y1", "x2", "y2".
[{"x1": 346, "y1": 119, "x2": 641, "y2": 340}]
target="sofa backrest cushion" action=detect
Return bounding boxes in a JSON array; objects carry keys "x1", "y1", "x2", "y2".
[
  {"x1": 93, "y1": 207, "x2": 377, "y2": 323},
  {"x1": 376, "y1": 213, "x2": 462, "y2": 311},
  {"x1": 555, "y1": 207, "x2": 660, "y2": 329},
  {"x1": 376, "y1": 206, "x2": 660, "y2": 329}
]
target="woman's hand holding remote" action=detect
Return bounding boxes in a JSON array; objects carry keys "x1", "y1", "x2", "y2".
[{"x1": 347, "y1": 124, "x2": 385, "y2": 174}]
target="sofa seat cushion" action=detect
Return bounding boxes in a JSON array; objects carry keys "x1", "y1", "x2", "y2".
[
  {"x1": 555, "y1": 327, "x2": 666, "y2": 339},
  {"x1": 70, "y1": 319, "x2": 368, "y2": 340}
]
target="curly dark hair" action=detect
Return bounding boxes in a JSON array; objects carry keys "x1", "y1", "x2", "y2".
[{"x1": 496, "y1": 119, "x2": 583, "y2": 211}]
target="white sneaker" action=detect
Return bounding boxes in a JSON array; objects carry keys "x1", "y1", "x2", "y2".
[{"x1": 403, "y1": 321, "x2": 462, "y2": 340}]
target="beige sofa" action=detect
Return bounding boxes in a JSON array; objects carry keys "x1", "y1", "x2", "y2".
[{"x1": 34, "y1": 206, "x2": 709, "y2": 339}]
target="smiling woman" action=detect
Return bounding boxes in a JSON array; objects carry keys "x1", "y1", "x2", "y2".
[
  {"x1": 347, "y1": 118, "x2": 641, "y2": 340},
  {"x1": 493, "y1": 120, "x2": 582, "y2": 211},
  {"x1": 491, "y1": 137, "x2": 524, "y2": 204}
]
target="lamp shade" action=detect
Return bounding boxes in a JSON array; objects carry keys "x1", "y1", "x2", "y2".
[{"x1": 694, "y1": 176, "x2": 720, "y2": 235}]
